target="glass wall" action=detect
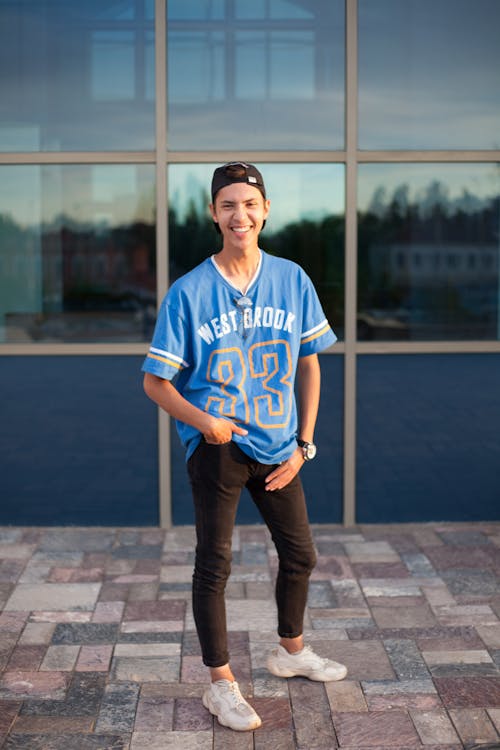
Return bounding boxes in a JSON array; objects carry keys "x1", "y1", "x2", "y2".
[
  {"x1": 167, "y1": 0, "x2": 345, "y2": 150},
  {"x1": 0, "y1": 0, "x2": 155, "y2": 152},
  {"x1": 358, "y1": 0, "x2": 500, "y2": 149},
  {"x1": 358, "y1": 164, "x2": 500, "y2": 341},
  {"x1": 0, "y1": 165, "x2": 156, "y2": 343},
  {"x1": 1, "y1": 0, "x2": 499, "y2": 526}
]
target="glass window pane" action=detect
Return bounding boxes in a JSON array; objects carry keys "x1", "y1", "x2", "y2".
[
  {"x1": 358, "y1": 164, "x2": 500, "y2": 341},
  {"x1": 0, "y1": 165, "x2": 156, "y2": 343},
  {"x1": 0, "y1": 1, "x2": 155, "y2": 151},
  {"x1": 167, "y1": 1, "x2": 345, "y2": 150},
  {"x1": 359, "y1": 0, "x2": 500, "y2": 149},
  {"x1": 168, "y1": 163, "x2": 345, "y2": 336}
]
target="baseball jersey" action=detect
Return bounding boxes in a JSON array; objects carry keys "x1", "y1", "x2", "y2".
[{"x1": 142, "y1": 250, "x2": 336, "y2": 463}]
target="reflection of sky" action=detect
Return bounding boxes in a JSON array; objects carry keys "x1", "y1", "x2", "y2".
[
  {"x1": 358, "y1": 164, "x2": 500, "y2": 213},
  {"x1": 167, "y1": 1, "x2": 345, "y2": 150},
  {"x1": 0, "y1": 166, "x2": 155, "y2": 227},
  {"x1": 0, "y1": 1, "x2": 155, "y2": 151},
  {"x1": 358, "y1": 0, "x2": 500, "y2": 149},
  {"x1": 168, "y1": 163, "x2": 345, "y2": 231}
]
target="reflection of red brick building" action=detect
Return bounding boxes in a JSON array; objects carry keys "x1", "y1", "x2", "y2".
[{"x1": 43, "y1": 223, "x2": 156, "y2": 311}]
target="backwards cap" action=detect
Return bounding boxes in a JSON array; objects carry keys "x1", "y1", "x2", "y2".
[{"x1": 211, "y1": 162, "x2": 266, "y2": 202}]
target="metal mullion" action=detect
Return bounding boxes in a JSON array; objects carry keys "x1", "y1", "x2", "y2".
[
  {"x1": 165, "y1": 151, "x2": 347, "y2": 163},
  {"x1": 358, "y1": 150, "x2": 500, "y2": 163},
  {"x1": 342, "y1": 0, "x2": 358, "y2": 527},
  {"x1": 0, "y1": 152, "x2": 155, "y2": 164},
  {"x1": 156, "y1": 0, "x2": 171, "y2": 528},
  {"x1": 357, "y1": 341, "x2": 500, "y2": 355},
  {"x1": 0, "y1": 344, "x2": 147, "y2": 356}
]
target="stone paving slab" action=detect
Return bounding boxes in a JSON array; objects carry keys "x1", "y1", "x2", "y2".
[{"x1": 0, "y1": 523, "x2": 499, "y2": 748}]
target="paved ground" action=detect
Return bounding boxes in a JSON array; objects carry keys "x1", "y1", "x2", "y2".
[{"x1": 1, "y1": 523, "x2": 500, "y2": 749}]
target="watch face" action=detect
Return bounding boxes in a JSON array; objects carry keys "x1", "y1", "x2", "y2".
[{"x1": 304, "y1": 443, "x2": 317, "y2": 460}]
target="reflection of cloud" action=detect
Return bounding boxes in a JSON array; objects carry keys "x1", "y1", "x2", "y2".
[{"x1": 359, "y1": 88, "x2": 500, "y2": 149}]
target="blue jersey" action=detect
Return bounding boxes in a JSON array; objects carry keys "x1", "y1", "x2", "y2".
[{"x1": 142, "y1": 251, "x2": 336, "y2": 463}]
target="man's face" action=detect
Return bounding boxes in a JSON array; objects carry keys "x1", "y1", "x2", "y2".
[{"x1": 210, "y1": 182, "x2": 270, "y2": 250}]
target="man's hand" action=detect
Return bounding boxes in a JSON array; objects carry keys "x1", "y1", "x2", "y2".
[
  {"x1": 264, "y1": 447, "x2": 305, "y2": 492},
  {"x1": 203, "y1": 416, "x2": 248, "y2": 445}
]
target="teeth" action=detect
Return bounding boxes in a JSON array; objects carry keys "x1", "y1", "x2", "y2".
[{"x1": 232, "y1": 227, "x2": 250, "y2": 233}]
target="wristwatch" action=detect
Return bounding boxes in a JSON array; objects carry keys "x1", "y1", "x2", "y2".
[{"x1": 297, "y1": 439, "x2": 317, "y2": 461}]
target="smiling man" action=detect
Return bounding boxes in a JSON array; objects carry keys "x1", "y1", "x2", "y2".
[{"x1": 142, "y1": 162, "x2": 347, "y2": 732}]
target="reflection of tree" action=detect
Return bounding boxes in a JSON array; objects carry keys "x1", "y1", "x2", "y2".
[
  {"x1": 358, "y1": 181, "x2": 500, "y2": 340},
  {"x1": 168, "y1": 200, "x2": 345, "y2": 328},
  {"x1": 0, "y1": 212, "x2": 156, "y2": 341}
]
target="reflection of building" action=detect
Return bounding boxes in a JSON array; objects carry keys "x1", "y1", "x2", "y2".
[
  {"x1": 1, "y1": 1, "x2": 499, "y2": 527},
  {"x1": 385, "y1": 244, "x2": 498, "y2": 284}
]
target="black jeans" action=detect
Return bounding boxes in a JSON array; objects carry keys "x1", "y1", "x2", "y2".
[{"x1": 187, "y1": 439, "x2": 317, "y2": 667}]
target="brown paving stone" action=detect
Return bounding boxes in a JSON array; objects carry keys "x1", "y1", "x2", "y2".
[
  {"x1": 289, "y1": 678, "x2": 338, "y2": 748},
  {"x1": 352, "y1": 562, "x2": 411, "y2": 579},
  {"x1": 366, "y1": 596, "x2": 426, "y2": 609},
  {"x1": 310, "y1": 555, "x2": 355, "y2": 580},
  {"x1": 322, "y1": 640, "x2": 395, "y2": 681},
  {"x1": 326, "y1": 680, "x2": 368, "y2": 712},
  {"x1": 7, "y1": 645, "x2": 46, "y2": 671},
  {"x1": 124, "y1": 600, "x2": 185, "y2": 621},
  {"x1": 48, "y1": 567, "x2": 103, "y2": 583},
  {"x1": 333, "y1": 709, "x2": 420, "y2": 747},
  {"x1": 0, "y1": 701, "x2": 22, "y2": 738},
  {"x1": 251, "y1": 697, "x2": 293, "y2": 731},
  {"x1": 0, "y1": 670, "x2": 70, "y2": 700},
  {"x1": 254, "y1": 728, "x2": 296, "y2": 750},
  {"x1": 488, "y1": 707, "x2": 500, "y2": 732},
  {"x1": 371, "y1": 604, "x2": 437, "y2": 628},
  {"x1": 410, "y1": 709, "x2": 460, "y2": 744},
  {"x1": 366, "y1": 693, "x2": 443, "y2": 711},
  {"x1": 134, "y1": 693, "x2": 174, "y2": 731},
  {"x1": 98, "y1": 582, "x2": 130, "y2": 601},
  {"x1": 174, "y1": 697, "x2": 213, "y2": 730},
  {"x1": 435, "y1": 676, "x2": 500, "y2": 707},
  {"x1": 11, "y1": 716, "x2": 94, "y2": 733},
  {"x1": 416, "y1": 635, "x2": 485, "y2": 651},
  {"x1": 448, "y1": 707, "x2": 499, "y2": 745}
]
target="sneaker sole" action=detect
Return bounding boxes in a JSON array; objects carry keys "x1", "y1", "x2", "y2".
[
  {"x1": 202, "y1": 692, "x2": 262, "y2": 731},
  {"x1": 267, "y1": 659, "x2": 348, "y2": 682}
]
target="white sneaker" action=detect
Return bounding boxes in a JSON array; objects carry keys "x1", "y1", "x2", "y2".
[
  {"x1": 267, "y1": 643, "x2": 348, "y2": 682},
  {"x1": 202, "y1": 679, "x2": 262, "y2": 731}
]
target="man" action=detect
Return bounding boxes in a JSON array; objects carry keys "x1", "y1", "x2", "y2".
[{"x1": 142, "y1": 162, "x2": 347, "y2": 732}]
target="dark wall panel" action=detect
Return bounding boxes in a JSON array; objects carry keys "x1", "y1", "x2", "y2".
[
  {"x1": 0, "y1": 356, "x2": 158, "y2": 525},
  {"x1": 357, "y1": 354, "x2": 500, "y2": 522}
]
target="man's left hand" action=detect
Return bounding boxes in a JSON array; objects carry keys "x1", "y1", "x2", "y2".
[{"x1": 264, "y1": 448, "x2": 305, "y2": 492}]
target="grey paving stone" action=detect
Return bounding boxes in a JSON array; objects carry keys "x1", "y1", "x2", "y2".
[
  {"x1": 441, "y1": 569, "x2": 499, "y2": 596},
  {"x1": 95, "y1": 681, "x2": 140, "y2": 733},
  {"x1": 112, "y1": 545, "x2": 163, "y2": 559},
  {"x1": 4, "y1": 584, "x2": 101, "y2": 612},
  {"x1": 383, "y1": 638, "x2": 432, "y2": 681},
  {"x1": 5, "y1": 734, "x2": 129, "y2": 749},
  {"x1": 307, "y1": 581, "x2": 338, "y2": 608},
  {"x1": 37, "y1": 530, "x2": 116, "y2": 552},
  {"x1": 20, "y1": 672, "x2": 106, "y2": 717},
  {"x1": 51, "y1": 623, "x2": 119, "y2": 645},
  {"x1": 401, "y1": 552, "x2": 437, "y2": 577}
]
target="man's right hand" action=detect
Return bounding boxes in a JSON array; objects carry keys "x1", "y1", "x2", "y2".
[{"x1": 202, "y1": 416, "x2": 248, "y2": 445}]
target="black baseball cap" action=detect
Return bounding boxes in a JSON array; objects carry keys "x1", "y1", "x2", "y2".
[{"x1": 211, "y1": 162, "x2": 266, "y2": 202}]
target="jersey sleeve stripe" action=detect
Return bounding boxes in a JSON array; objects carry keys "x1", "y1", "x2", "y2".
[
  {"x1": 149, "y1": 347, "x2": 188, "y2": 367},
  {"x1": 301, "y1": 322, "x2": 332, "y2": 345},
  {"x1": 147, "y1": 352, "x2": 184, "y2": 370},
  {"x1": 301, "y1": 319, "x2": 329, "y2": 340}
]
